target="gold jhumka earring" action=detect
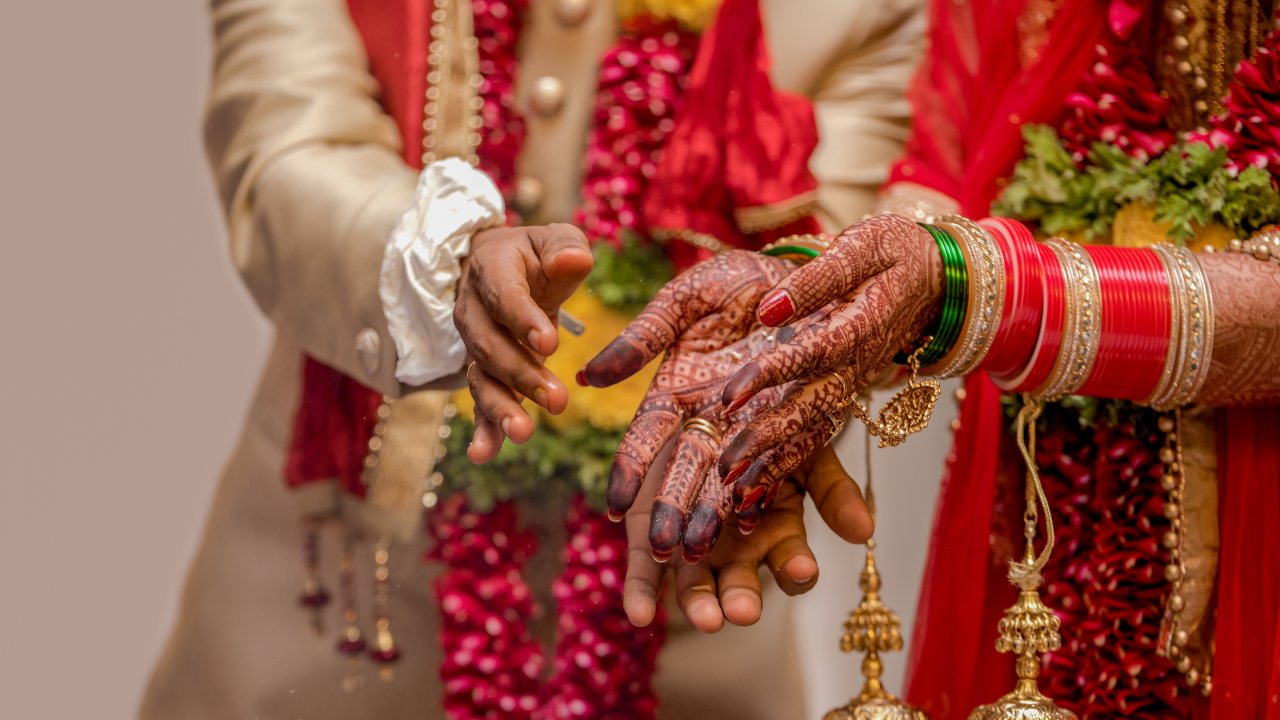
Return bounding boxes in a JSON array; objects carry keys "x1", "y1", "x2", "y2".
[
  {"x1": 967, "y1": 398, "x2": 1075, "y2": 720},
  {"x1": 825, "y1": 405, "x2": 931, "y2": 720}
]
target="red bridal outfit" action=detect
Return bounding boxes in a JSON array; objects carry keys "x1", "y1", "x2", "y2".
[
  {"x1": 877, "y1": 1, "x2": 1280, "y2": 719},
  {"x1": 141, "y1": 0, "x2": 927, "y2": 718}
]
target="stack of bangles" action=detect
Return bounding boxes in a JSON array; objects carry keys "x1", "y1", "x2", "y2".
[{"x1": 763, "y1": 217, "x2": 1217, "y2": 410}]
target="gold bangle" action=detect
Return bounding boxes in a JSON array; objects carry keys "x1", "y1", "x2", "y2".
[
  {"x1": 1153, "y1": 243, "x2": 1215, "y2": 409},
  {"x1": 681, "y1": 418, "x2": 723, "y2": 443},
  {"x1": 1034, "y1": 238, "x2": 1101, "y2": 401},
  {"x1": 1146, "y1": 243, "x2": 1182, "y2": 407},
  {"x1": 921, "y1": 216, "x2": 1005, "y2": 378}
]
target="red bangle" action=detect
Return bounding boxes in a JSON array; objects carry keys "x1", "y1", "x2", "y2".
[
  {"x1": 1075, "y1": 246, "x2": 1171, "y2": 399},
  {"x1": 977, "y1": 218, "x2": 1043, "y2": 380},
  {"x1": 995, "y1": 242, "x2": 1065, "y2": 393}
]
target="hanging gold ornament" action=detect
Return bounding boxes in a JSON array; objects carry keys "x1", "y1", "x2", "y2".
[
  {"x1": 967, "y1": 398, "x2": 1075, "y2": 720},
  {"x1": 825, "y1": 419, "x2": 931, "y2": 720},
  {"x1": 847, "y1": 349, "x2": 941, "y2": 448}
]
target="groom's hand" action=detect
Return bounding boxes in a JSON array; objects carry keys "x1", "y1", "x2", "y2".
[
  {"x1": 454, "y1": 224, "x2": 593, "y2": 464},
  {"x1": 622, "y1": 442, "x2": 873, "y2": 632}
]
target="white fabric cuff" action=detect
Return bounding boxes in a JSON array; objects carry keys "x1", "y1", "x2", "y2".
[{"x1": 380, "y1": 158, "x2": 505, "y2": 386}]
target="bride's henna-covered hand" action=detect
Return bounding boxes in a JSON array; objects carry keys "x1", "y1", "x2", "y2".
[
  {"x1": 579, "y1": 251, "x2": 807, "y2": 562},
  {"x1": 718, "y1": 214, "x2": 944, "y2": 478}
]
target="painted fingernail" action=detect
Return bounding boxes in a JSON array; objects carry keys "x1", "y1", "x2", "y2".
[
  {"x1": 722, "y1": 461, "x2": 750, "y2": 485},
  {"x1": 739, "y1": 486, "x2": 767, "y2": 510},
  {"x1": 649, "y1": 500, "x2": 686, "y2": 556},
  {"x1": 725, "y1": 393, "x2": 754, "y2": 413},
  {"x1": 607, "y1": 510, "x2": 625, "y2": 522},
  {"x1": 723, "y1": 363, "x2": 762, "y2": 409},
  {"x1": 757, "y1": 291, "x2": 795, "y2": 326},
  {"x1": 737, "y1": 520, "x2": 757, "y2": 535},
  {"x1": 651, "y1": 549, "x2": 674, "y2": 562},
  {"x1": 527, "y1": 329, "x2": 542, "y2": 351},
  {"x1": 532, "y1": 387, "x2": 550, "y2": 408},
  {"x1": 575, "y1": 368, "x2": 589, "y2": 387},
  {"x1": 682, "y1": 551, "x2": 704, "y2": 565}
]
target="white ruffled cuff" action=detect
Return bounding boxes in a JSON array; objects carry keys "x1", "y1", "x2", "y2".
[{"x1": 379, "y1": 158, "x2": 505, "y2": 386}]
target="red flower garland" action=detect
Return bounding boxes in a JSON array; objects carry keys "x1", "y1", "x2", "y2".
[
  {"x1": 575, "y1": 17, "x2": 700, "y2": 247},
  {"x1": 1059, "y1": 46, "x2": 1175, "y2": 163},
  {"x1": 1195, "y1": 30, "x2": 1280, "y2": 178},
  {"x1": 1036, "y1": 418, "x2": 1099, "y2": 709},
  {"x1": 1034, "y1": 411, "x2": 1190, "y2": 719},
  {"x1": 538, "y1": 496, "x2": 665, "y2": 719},
  {"x1": 427, "y1": 496, "x2": 547, "y2": 719},
  {"x1": 472, "y1": 0, "x2": 528, "y2": 200}
]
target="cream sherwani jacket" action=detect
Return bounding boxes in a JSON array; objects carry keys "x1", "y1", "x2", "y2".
[{"x1": 140, "y1": 1, "x2": 924, "y2": 718}]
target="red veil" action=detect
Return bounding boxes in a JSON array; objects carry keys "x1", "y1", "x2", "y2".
[{"x1": 893, "y1": 0, "x2": 1280, "y2": 717}]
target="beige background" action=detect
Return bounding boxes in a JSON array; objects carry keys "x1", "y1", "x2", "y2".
[
  {"x1": 0, "y1": 1, "x2": 954, "y2": 718},
  {"x1": 0, "y1": 1, "x2": 273, "y2": 718}
]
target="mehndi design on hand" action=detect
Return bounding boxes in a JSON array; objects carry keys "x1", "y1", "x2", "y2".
[
  {"x1": 719, "y1": 215, "x2": 945, "y2": 478},
  {"x1": 581, "y1": 251, "x2": 810, "y2": 562}
]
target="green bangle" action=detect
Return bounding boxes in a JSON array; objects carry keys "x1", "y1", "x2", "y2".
[
  {"x1": 896, "y1": 224, "x2": 968, "y2": 366},
  {"x1": 926, "y1": 224, "x2": 968, "y2": 365},
  {"x1": 760, "y1": 245, "x2": 821, "y2": 260}
]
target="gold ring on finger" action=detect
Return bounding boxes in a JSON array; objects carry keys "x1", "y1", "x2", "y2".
[
  {"x1": 825, "y1": 370, "x2": 849, "y2": 404},
  {"x1": 682, "y1": 418, "x2": 723, "y2": 443},
  {"x1": 825, "y1": 411, "x2": 847, "y2": 445}
]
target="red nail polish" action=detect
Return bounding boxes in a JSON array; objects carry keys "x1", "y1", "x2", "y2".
[
  {"x1": 682, "y1": 551, "x2": 703, "y2": 565},
  {"x1": 739, "y1": 487, "x2": 767, "y2": 510},
  {"x1": 651, "y1": 549, "x2": 673, "y2": 563},
  {"x1": 725, "y1": 393, "x2": 755, "y2": 413},
  {"x1": 575, "y1": 369, "x2": 589, "y2": 387},
  {"x1": 737, "y1": 520, "x2": 757, "y2": 536},
  {"x1": 722, "y1": 461, "x2": 749, "y2": 485},
  {"x1": 607, "y1": 510, "x2": 625, "y2": 522},
  {"x1": 757, "y1": 291, "x2": 794, "y2": 326}
]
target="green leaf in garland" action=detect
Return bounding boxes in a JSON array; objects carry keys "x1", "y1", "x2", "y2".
[
  {"x1": 585, "y1": 231, "x2": 674, "y2": 314},
  {"x1": 996, "y1": 125, "x2": 1280, "y2": 241}
]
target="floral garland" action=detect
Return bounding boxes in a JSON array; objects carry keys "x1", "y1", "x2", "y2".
[
  {"x1": 472, "y1": 0, "x2": 528, "y2": 200},
  {"x1": 427, "y1": 496, "x2": 547, "y2": 719},
  {"x1": 537, "y1": 496, "x2": 665, "y2": 719},
  {"x1": 997, "y1": 30, "x2": 1280, "y2": 243},
  {"x1": 575, "y1": 16, "x2": 700, "y2": 247},
  {"x1": 1059, "y1": 45, "x2": 1174, "y2": 163},
  {"x1": 997, "y1": 400, "x2": 1188, "y2": 718},
  {"x1": 1194, "y1": 30, "x2": 1280, "y2": 178}
]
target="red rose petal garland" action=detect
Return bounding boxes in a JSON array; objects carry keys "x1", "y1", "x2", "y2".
[
  {"x1": 537, "y1": 496, "x2": 665, "y2": 719},
  {"x1": 1033, "y1": 410, "x2": 1191, "y2": 720},
  {"x1": 1060, "y1": 46, "x2": 1175, "y2": 163},
  {"x1": 472, "y1": 0, "x2": 529, "y2": 200},
  {"x1": 575, "y1": 17, "x2": 699, "y2": 247},
  {"x1": 1036, "y1": 417, "x2": 1098, "y2": 710},
  {"x1": 427, "y1": 496, "x2": 546, "y2": 719},
  {"x1": 1194, "y1": 30, "x2": 1280, "y2": 177}
]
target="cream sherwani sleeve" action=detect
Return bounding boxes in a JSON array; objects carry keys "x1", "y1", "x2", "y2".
[
  {"x1": 206, "y1": 0, "x2": 418, "y2": 395},
  {"x1": 764, "y1": 0, "x2": 926, "y2": 230}
]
